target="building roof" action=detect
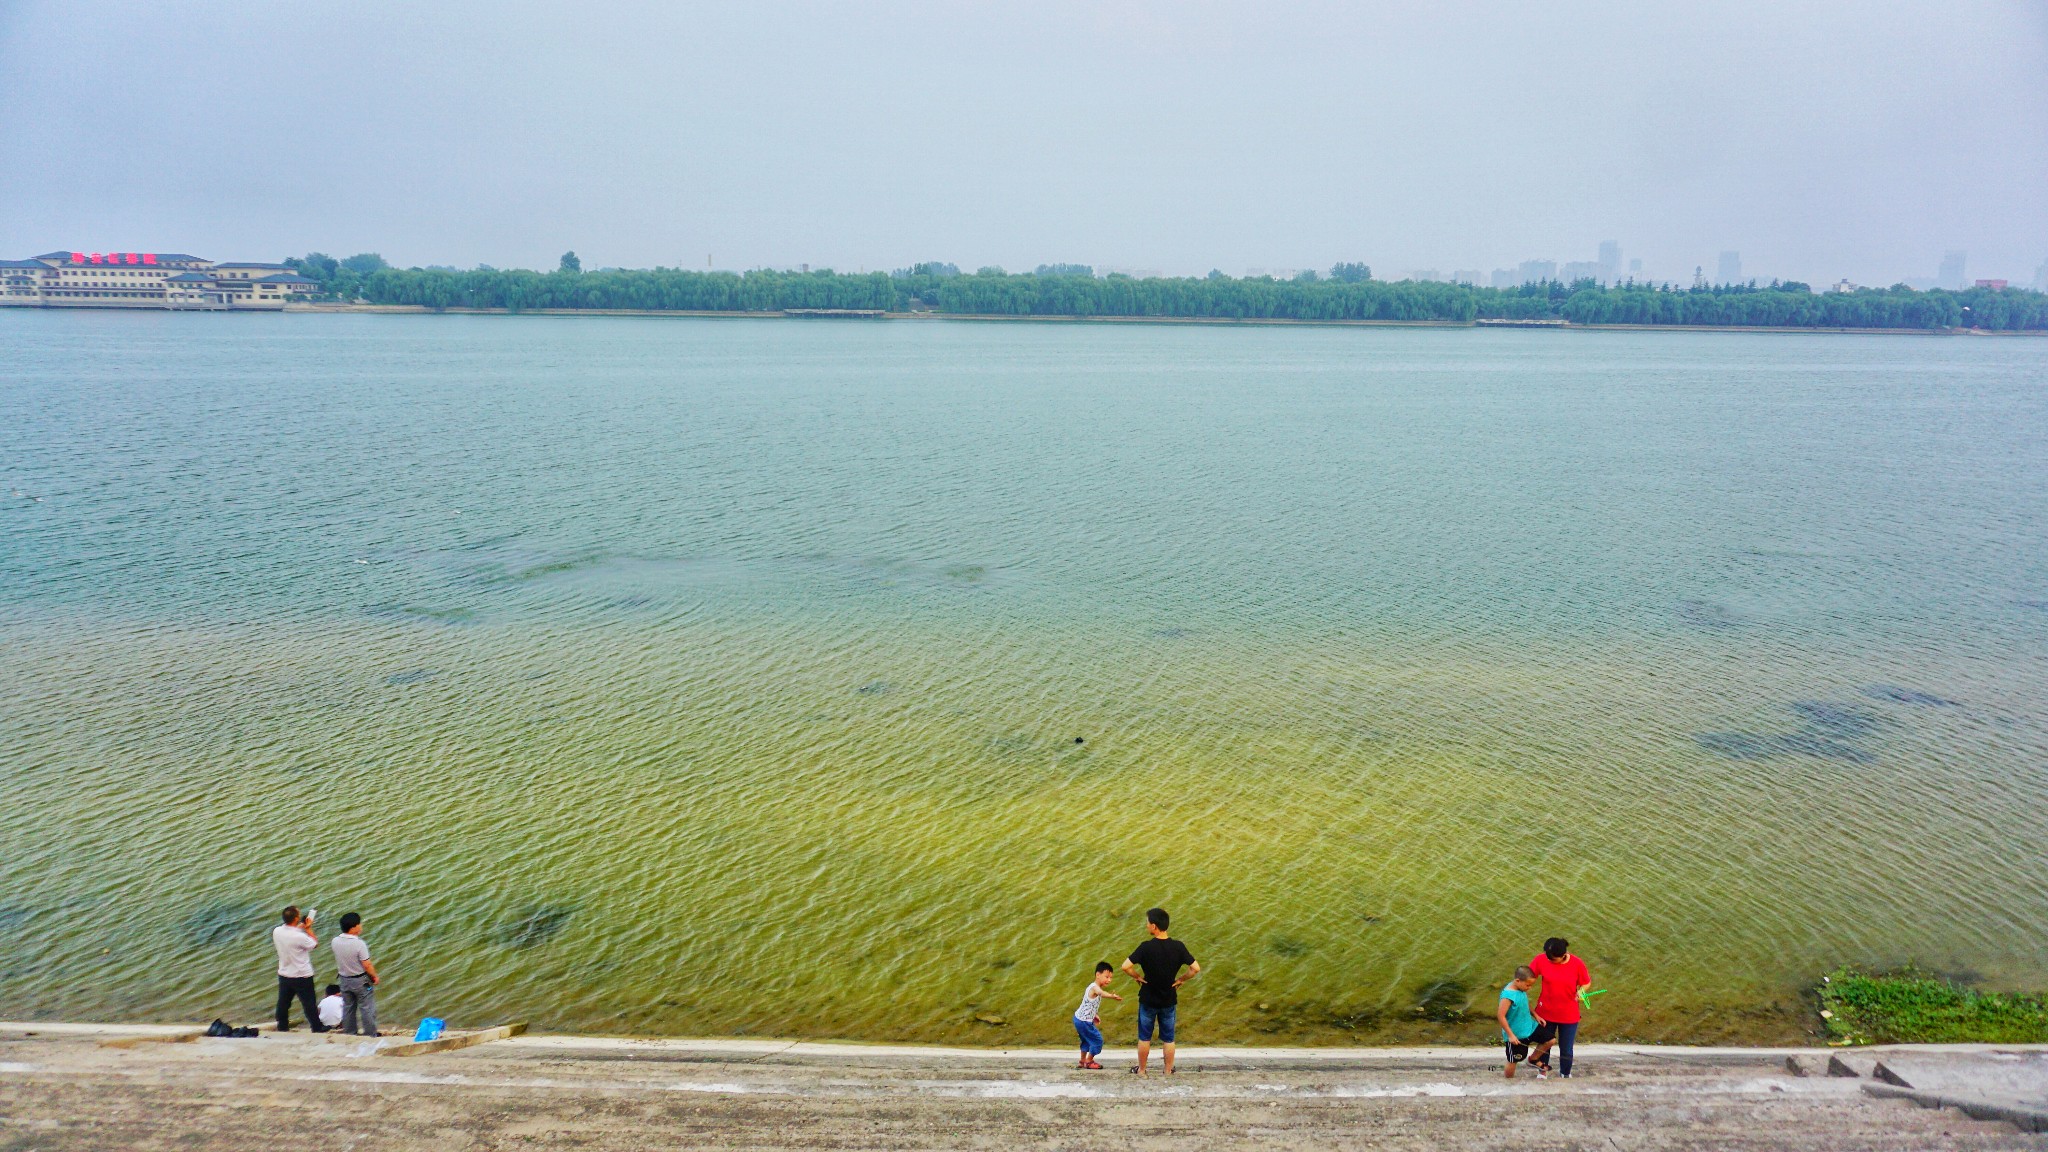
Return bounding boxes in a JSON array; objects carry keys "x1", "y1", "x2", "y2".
[
  {"x1": 214, "y1": 262, "x2": 292, "y2": 270},
  {"x1": 254, "y1": 272, "x2": 319, "y2": 284},
  {"x1": 34, "y1": 251, "x2": 210, "y2": 265},
  {"x1": 0, "y1": 259, "x2": 47, "y2": 269},
  {"x1": 165, "y1": 272, "x2": 215, "y2": 283}
]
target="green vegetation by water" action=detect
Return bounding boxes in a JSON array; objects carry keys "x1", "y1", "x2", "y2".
[
  {"x1": 1820, "y1": 968, "x2": 2048, "y2": 1045},
  {"x1": 282, "y1": 253, "x2": 2048, "y2": 330}
]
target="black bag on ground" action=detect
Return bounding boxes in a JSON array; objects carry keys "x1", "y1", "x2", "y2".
[{"x1": 203, "y1": 1019, "x2": 261, "y2": 1038}]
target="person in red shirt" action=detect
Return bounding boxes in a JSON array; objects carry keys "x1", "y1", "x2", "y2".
[{"x1": 1526, "y1": 937, "x2": 1591, "y2": 1077}]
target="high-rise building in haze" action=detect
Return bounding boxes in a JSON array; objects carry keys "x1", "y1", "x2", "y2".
[
  {"x1": 1560, "y1": 261, "x2": 1603, "y2": 283},
  {"x1": 1938, "y1": 251, "x2": 1967, "y2": 291},
  {"x1": 1717, "y1": 251, "x2": 1742, "y2": 285},
  {"x1": 1518, "y1": 259, "x2": 1557, "y2": 285},
  {"x1": 1598, "y1": 241, "x2": 1621, "y2": 283}
]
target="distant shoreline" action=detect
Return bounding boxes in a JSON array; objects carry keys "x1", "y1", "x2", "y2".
[{"x1": 278, "y1": 302, "x2": 2045, "y2": 336}]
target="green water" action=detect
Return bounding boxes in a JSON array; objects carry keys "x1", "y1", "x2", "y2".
[{"x1": 2, "y1": 311, "x2": 2046, "y2": 1045}]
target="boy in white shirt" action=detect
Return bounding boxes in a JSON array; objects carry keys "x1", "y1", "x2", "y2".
[
  {"x1": 1072, "y1": 962, "x2": 1124, "y2": 1069},
  {"x1": 317, "y1": 984, "x2": 345, "y2": 1030}
]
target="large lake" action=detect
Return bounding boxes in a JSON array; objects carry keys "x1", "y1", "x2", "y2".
[{"x1": 2, "y1": 311, "x2": 2045, "y2": 1044}]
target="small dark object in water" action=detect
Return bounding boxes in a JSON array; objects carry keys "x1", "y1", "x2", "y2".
[
  {"x1": 384, "y1": 669, "x2": 437, "y2": 686},
  {"x1": 856, "y1": 681, "x2": 890, "y2": 695},
  {"x1": 1789, "y1": 700, "x2": 1878, "y2": 736},
  {"x1": 1860, "y1": 684, "x2": 1958, "y2": 707},
  {"x1": 1074, "y1": 737, "x2": 1084, "y2": 744},
  {"x1": 500, "y1": 904, "x2": 575, "y2": 948}
]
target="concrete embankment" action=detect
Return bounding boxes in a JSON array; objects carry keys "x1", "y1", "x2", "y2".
[{"x1": 4, "y1": 1023, "x2": 2045, "y2": 1150}]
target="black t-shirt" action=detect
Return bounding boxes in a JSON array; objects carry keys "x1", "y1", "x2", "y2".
[{"x1": 1128, "y1": 937, "x2": 1196, "y2": 1007}]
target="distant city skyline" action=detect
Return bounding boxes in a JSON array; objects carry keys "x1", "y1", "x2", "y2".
[{"x1": 26, "y1": 240, "x2": 2037, "y2": 294}]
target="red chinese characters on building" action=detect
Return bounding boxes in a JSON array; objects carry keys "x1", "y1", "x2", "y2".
[{"x1": 69, "y1": 252, "x2": 158, "y2": 265}]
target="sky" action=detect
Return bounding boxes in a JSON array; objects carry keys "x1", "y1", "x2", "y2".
[{"x1": 2, "y1": 1, "x2": 2045, "y2": 287}]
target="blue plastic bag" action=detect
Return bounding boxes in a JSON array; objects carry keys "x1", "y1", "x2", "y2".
[{"x1": 413, "y1": 1018, "x2": 445, "y2": 1043}]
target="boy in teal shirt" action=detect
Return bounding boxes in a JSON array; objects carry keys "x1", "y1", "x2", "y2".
[{"x1": 1497, "y1": 966, "x2": 1541, "y2": 1079}]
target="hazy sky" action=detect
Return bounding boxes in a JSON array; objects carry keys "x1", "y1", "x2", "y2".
[{"x1": 3, "y1": 1, "x2": 2044, "y2": 286}]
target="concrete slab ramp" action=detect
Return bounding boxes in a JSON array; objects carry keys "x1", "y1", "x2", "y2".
[{"x1": 1857, "y1": 1049, "x2": 2048, "y2": 1134}]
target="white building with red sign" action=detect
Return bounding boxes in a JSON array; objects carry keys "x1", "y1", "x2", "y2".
[{"x1": 0, "y1": 251, "x2": 319, "y2": 310}]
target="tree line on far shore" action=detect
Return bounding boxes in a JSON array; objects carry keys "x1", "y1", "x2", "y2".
[{"x1": 280, "y1": 253, "x2": 2048, "y2": 331}]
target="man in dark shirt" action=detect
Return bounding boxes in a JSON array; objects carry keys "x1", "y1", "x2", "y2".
[{"x1": 1120, "y1": 907, "x2": 1199, "y2": 1075}]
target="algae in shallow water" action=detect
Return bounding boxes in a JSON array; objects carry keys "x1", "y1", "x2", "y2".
[{"x1": 500, "y1": 905, "x2": 576, "y2": 949}]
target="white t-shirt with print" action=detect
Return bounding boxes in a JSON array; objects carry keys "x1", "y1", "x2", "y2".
[{"x1": 1074, "y1": 982, "x2": 1107, "y2": 1023}]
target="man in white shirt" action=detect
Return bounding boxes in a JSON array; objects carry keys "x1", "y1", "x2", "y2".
[{"x1": 272, "y1": 906, "x2": 327, "y2": 1032}]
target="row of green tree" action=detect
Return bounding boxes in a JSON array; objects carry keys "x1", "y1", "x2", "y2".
[{"x1": 280, "y1": 255, "x2": 2048, "y2": 330}]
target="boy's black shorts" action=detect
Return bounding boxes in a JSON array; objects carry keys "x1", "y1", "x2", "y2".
[
  {"x1": 1527, "y1": 1022, "x2": 1559, "y2": 1046},
  {"x1": 1503, "y1": 1038, "x2": 1530, "y2": 1064}
]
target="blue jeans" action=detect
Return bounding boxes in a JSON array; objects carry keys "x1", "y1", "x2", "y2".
[
  {"x1": 1073, "y1": 1016, "x2": 1103, "y2": 1057},
  {"x1": 1137, "y1": 1003, "x2": 1176, "y2": 1043},
  {"x1": 1530, "y1": 1021, "x2": 1579, "y2": 1076},
  {"x1": 1551, "y1": 1021, "x2": 1578, "y2": 1076}
]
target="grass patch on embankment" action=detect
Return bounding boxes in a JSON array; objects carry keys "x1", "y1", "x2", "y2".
[{"x1": 1820, "y1": 967, "x2": 2048, "y2": 1044}]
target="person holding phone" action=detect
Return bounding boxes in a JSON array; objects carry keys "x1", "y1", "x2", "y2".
[{"x1": 272, "y1": 906, "x2": 327, "y2": 1032}]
